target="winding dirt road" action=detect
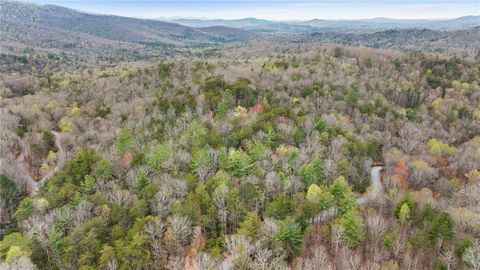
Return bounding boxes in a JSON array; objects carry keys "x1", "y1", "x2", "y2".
[
  {"x1": 311, "y1": 165, "x2": 384, "y2": 224},
  {"x1": 14, "y1": 131, "x2": 66, "y2": 193},
  {"x1": 219, "y1": 166, "x2": 385, "y2": 269}
]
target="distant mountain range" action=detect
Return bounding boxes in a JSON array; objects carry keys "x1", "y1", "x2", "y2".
[
  {"x1": 0, "y1": 0, "x2": 254, "y2": 58},
  {"x1": 169, "y1": 16, "x2": 480, "y2": 33},
  {"x1": 1, "y1": 0, "x2": 478, "y2": 61}
]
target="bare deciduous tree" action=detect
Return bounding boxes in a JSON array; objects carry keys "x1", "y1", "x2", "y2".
[
  {"x1": 463, "y1": 240, "x2": 480, "y2": 270},
  {"x1": 397, "y1": 122, "x2": 423, "y2": 154},
  {"x1": 168, "y1": 215, "x2": 192, "y2": 245},
  {"x1": 331, "y1": 225, "x2": 344, "y2": 253},
  {"x1": 295, "y1": 245, "x2": 333, "y2": 270},
  {"x1": 338, "y1": 247, "x2": 361, "y2": 270}
]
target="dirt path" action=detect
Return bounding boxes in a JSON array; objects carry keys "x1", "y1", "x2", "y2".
[
  {"x1": 311, "y1": 165, "x2": 384, "y2": 224},
  {"x1": 14, "y1": 131, "x2": 65, "y2": 193},
  {"x1": 220, "y1": 166, "x2": 385, "y2": 269}
]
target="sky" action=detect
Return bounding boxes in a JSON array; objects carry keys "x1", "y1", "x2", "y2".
[{"x1": 25, "y1": 0, "x2": 480, "y2": 20}]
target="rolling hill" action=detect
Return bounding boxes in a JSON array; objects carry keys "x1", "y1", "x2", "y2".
[
  {"x1": 0, "y1": 1, "x2": 254, "y2": 59},
  {"x1": 171, "y1": 16, "x2": 480, "y2": 33},
  {"x1": 307, "y1": 27, "x2": 480, "y2": 57}
]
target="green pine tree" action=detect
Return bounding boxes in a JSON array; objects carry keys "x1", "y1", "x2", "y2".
[
  {"x1": 339, "y1": 209, "x2": 364, "y2": 247},
  {"x1": 276, "y1": 218, "x2": 303, "y2": 259}
]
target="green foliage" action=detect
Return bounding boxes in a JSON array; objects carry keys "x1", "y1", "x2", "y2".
[
  {"x1": 158, "y1": 62, "x2": 173, "y2": 79},
  {"x1": 301, "y1": 81, "x2": 324, "y2": 98},
  {"x1": 275, "y1": 218, "x2": 303, "y2": 259},
  {"x1": 299, "y1": 156, "x2": 325, "y2": 188},
  {"x1": 239, "y1": 182, "x2": 261, "y2": 211},
  {"x1": 13, "y1": 198, "x2": 33, "y2": 221},
  {"x1": 416, "y1": 204, "x2": 437, "y2": 225},
  {"x1": 458, "y1": 105, "x2": 470, "y2": 119},
  {"x1": 314, "y1": 119, "x2": 327, "y2": 133},
  {"x1": 266, "y1": 196, "x2": 295, "y2": 220},
  {"x1": 80, "y1": 175, "x2": 96, "y2": 194},
  {"x1": 5, "y1": 245, "x2": 28, "y2": 263},
  {"x1": 68, "y1": 148, "x2": 99, "y2": 184},
  {"x1": 94, "y1": 159, "x2": 114, "y2": 180},
  {"x1": 204, "y1": 76, "x2": 226, "y2": 110},
  {"x1": 147, "y1": 143, "x2": 170, "y2": 171},
  {"x1": 428, "y1": 212, "x2": 454, "y2": 243},
  {"x1": 432, "y1": 257, "x2": 447, "y2": 270},
  {"x1": 42, "y1": 130, "x2": 55, "y2": 150},
  {"x1": 191, "y1": 145, "x2": 212, "y2": 171},
  {"x1": 59, "y1": 118, "x2": 74, "y2": 132},
  {"x1": 365, "y1": 139, "x2": 383, "y2": 161},
  {"x1": 0, "y1": 233, "x2": 31, "y2": 260},
  {"x1": 406, "y1": 108, "x2": 417, "y2": 120},
  {"x1": 426, "y1": 69, "x2": 442, "y2": 88},
  {"x1": 182, "y1": 119, "x2": 208, "y2": 147},
  {"x1": 364, "y1": 58, "x2": 373, "y2": 68},
  {"x1": 41, "y1": 148, "x2": 98, "y2": 207},
  {"x1": 455, "y1": 236, "x2": 473, "y2": 259},
  {"x1": 217, "y1": 147, "x2": 228, "y2": 170},
  {"x1": 337, "y1": 190, "x2": 356, "y2": 215},
  {"x1": 347, "y1": 88, "x2": 358, "y2": 107},
  {"x1": 231, "y1": 77, "x2": 256, "y2": 107},
  {"x1": 300, "y1": 200, "x2": 319, "y2": 221},
  {"x1": 216, "y1": 89, "x2": 233, "y2": 118},
  {"x1": 115, "y1": 128, "x2": 134, "y2": 155},
  {"x1": 410, "y1": 229, "x2": 431, "y2": 250},
  {"x1": 0, "y1": 174, "x2": 21, "y2": 217},
  {"x1": 264, "y1": 125, "x2": 277, "y2": 147},
  {"x1": 327, "y1": 175, "x2": 357, "y2": 214},
  {"x1": 336, "y1": 159, "x2": 351, "y2": 180},
  {"x1": 95, "y1": 105, "x2": 111, "y2": 118},
  {"x1": 115, "y1": 232, "x2": 151, "y2": 270},
  {"x1": 274, "y1": 60, "x2": 289, "y2": 70},
  {"x1": 99, "y1": 245, "x2": 116, "y2": 269},
  {"x1": 339, "y1": 209, "x2": 364, "y2": 247},
  {"x1": 306, "y1": 184, "x2": 323, "y2": 202},
  {"x1": 70, "y1": 191, "x2": 83, "y2": 206},
  {"x1": 428, "y1": 139, "x2": 456, "y2": 156},
  {"x1": 306, "y1": 184, "x2": 333, "y2": 213},
  {"x1": 205, "y1": 237, "x2": 224, "y2": 258},
  {"x1": 15, "y1": 115, "x2": 29, "y2": 137},
  {"x1": 318, "y1": 190, "x2": 334, "y2": 210},
  {"x1": 237, "y1": 212, "x2": 261, "y2": 239},
  {"x1": 48, "y1": 228, "x2": 62, "y2": 253},
  {"x1": 398, "y1": 203, "x2": 411, "y2": 224},
  {"x1": 394, "y1": 193, "x2": 416, "y2": 220},
  {"x1": 135, "y1": 172, "x2": 150, "y2": 193},
  {"x1": 247, "y1": 141, "x2": 267, "y2": 162},
  {"x1": 383, "y1": 231, "x2": 397, "y2": 251},
  {"x1": 330, "y1": 176, "x2": 351, "y2": 199},
  {"x1": 293, "y1": 127, "x2": 302, "y2": 145},
  {"x1": 228, "y1": 149, "x2": 253, "y2": 178}
]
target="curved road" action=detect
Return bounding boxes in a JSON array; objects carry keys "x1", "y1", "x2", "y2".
[
  {"x1": 311, "y1": 166, "x2": 384, "y2": 224},
  {"x1": 219, "y1": 166, "x2": 385, "y2": 269},
  {"x1": 14, "y1": 131, "x2": 66, "y2": 193}
]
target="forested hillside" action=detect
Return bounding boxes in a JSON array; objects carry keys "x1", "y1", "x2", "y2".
[
  {"x1": 1, "y1": 41, "x2": 479, "y2": 269},
  {"x1": 308, "y1": 27, "x2": 480, "y2": 58},
  {"x1": 0, "y1": 1, "x2": 253, "y2": 61}
]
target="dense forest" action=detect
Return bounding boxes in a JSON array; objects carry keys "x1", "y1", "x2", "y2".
[{"x1": 1, "y1": 1, "x2": 480, "y2": 270}]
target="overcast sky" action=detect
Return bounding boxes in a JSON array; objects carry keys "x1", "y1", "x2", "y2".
[{"x1": 26, "y1": 0, "x2": 480, "y2": 20}]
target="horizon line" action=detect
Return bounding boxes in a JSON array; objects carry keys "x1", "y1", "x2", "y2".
[{"x1": 12, "y1": 0, "x2": 480, "y2": 21}]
